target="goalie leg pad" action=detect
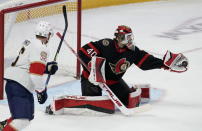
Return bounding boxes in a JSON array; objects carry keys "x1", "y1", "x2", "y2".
[
  {"x1": 132, "y1": 84, "x2": 151, "y2": 103},
  {"x1": 127, "y1": 87, "x2": 141, "y2": 108},
  {"x1": 133, "y1": 84, "x2": 150, "y2": 98},
  {"x1": 50, "y1": 95, "x2": 115, "y2": 114}
]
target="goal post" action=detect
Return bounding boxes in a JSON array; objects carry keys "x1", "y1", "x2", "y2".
[{"x1": 0, "y1": 0, "x2": 82, "y2": 100}]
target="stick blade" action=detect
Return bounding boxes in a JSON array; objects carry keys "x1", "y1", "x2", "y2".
[{"x1": 130, "y1": 104, "x2": 152, "y2": 115}]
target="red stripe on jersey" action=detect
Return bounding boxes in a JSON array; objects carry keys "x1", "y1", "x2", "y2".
[
  {"x1": 79, "y1": 48, "x2": 91, "y2": 58},
  {"x1": 137, "y1": 54, "x2": 150, "y2": 67},
  {"x1": 87, "y1": 42, "x2": 100, "y2": 55},
  {"x1": 29, "y1": 62, "x2": 46, "y2": 75},
  {"x1": 106, "y1": 80, "x2": 119, "y2": 85}
]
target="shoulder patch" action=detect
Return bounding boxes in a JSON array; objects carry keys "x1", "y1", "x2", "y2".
[
  {"x1": 23, "y1": 40, "x2": 31, "y2": 46},
  {"x1": 40, "y1": 51, "x2": 48, "y2": 62},
  {"x1": 102, "y1": 39, "x2": 110, "y2": 46}
]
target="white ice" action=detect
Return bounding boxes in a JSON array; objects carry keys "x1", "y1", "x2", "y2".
[{"x1": 0, "y1": 0, "x2": 202, "y2": 131}]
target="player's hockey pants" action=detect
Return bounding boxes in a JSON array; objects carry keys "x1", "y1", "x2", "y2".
[{"x1": 5, "y1": 79, "x2": 34, "y2": 120}]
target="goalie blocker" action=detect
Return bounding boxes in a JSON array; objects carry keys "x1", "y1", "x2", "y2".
[{"x1": 45, "y1": 84, "x2": 150, "y2": 115}]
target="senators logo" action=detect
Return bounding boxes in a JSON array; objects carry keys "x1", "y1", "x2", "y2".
[
  {"x1": 102, "y1": 39, "x2": 109, "y2": 46},
  {"x1": 109, "y1": 58, "x2": 130, "y2": 75}
]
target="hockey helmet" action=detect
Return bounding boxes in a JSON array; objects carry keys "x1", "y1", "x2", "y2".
[
  {"x1": 114, "y1": 25, "x2": 134, "y2": 45},
  {"x1": 35, "y1": 21, "x2": 53, "y2": 38}
]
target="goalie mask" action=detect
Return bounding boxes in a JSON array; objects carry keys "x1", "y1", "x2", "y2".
[
  {"x1": 114, "y1": 25, "x2": 134, "y2": 46},
  {"x1": 35, "y1": 21, "x2": 53, "y2": 38}
]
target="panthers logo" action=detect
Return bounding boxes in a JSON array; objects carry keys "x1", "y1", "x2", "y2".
[
  {"x1": 40, "y1": 51, "x2": 47, "y2": 62},
  {"x1": 109, "y1": 58, "x2": 130, "y2": 75}
]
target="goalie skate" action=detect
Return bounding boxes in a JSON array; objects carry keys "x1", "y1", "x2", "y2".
[{"x1": 45, "y1": 105, "x2": 54, "y2": 115}]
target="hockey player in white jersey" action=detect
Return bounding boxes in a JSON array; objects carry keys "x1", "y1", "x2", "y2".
[{"x1": 0, "y1": 21, "x2": 58, "y2": 131}]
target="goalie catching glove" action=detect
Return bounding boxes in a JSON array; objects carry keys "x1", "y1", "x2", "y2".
[
  {"x1": 88, "y1": 56, "x2": 106, "y2": 85},
  {"x1": 163, "y1": 50, "x2": 188, "y2": 73}
]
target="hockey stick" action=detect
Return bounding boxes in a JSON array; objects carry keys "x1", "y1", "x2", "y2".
[
  {"x1": 56, "y1": 32, "x2": 151, "y2": 116},
  {"x1": 45, "y1": 5, "x2": 68, "y2": 89}
]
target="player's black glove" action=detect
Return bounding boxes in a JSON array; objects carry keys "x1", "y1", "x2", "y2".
[
  {"x1": 44, "y1": 61, "x2": 58, "y2": 75},
  {"x1": 36, "y1": 89, "x2": 48, "y2": 104}
]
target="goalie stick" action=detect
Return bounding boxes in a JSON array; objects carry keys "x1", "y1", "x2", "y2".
[
  {"x1": 45, "y1": 5, "x2": 68, "y2": 89},
  {"x1": 56, "y1": 32, "x2": 151, "y2": 116}
]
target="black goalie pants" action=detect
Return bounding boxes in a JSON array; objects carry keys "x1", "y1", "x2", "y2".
[{"x1": 81, "y1": 76, "x2": 131, "y2": 106}]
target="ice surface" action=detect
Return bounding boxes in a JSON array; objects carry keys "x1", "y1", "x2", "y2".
[{"x1": 1, "y1": 0, "x2": 202, "y2": 131}]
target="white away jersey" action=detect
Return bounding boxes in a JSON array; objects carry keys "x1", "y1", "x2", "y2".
[{"x1": 4, "y1": 38, "x2": 50, "y2": 93}]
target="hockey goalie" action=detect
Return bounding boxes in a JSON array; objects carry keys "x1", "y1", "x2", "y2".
[
  {"x1": 46, "y1": 57, "x2": 153, "y2": 115},
  {"x1": 46, "y1": 25, "x2": 188, "y2": 115}
]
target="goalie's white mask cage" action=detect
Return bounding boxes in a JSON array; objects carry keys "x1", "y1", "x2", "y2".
[{"x1": 0, "y1": 0, "x2": 82, "y2": 99}]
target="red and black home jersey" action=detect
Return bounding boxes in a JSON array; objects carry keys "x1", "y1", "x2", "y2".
[{"x1": 78, "y1": 38, "x2": 164, "y2": 84}]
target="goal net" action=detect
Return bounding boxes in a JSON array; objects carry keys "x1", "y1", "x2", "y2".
[{"x1": 0, "y1": 0, "x2": 82, "y2": 99}]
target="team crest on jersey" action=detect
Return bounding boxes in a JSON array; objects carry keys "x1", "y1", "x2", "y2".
[
  {"x1": 102, "y1": 39, "x2": 109, "y2": 46},
  {"x1": 40, "y1": 51, "x2": 47, "y2": 62},
  {"x1": 109, "y1": 58, "x2": 130, "y2": 75}
]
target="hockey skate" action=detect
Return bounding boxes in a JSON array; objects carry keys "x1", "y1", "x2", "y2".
[
  {"x1": 45, "y1": 105, "x2": 54, "y2": 115},
  {"x1": 0, "y1": 120, "x2": 7, "y2": 131}
]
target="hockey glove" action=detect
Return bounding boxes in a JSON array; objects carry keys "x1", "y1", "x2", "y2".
[
  {"x1": 88, "y1": 56, "x2": 106, "y2": 85},
  {"x1": 36, "y1": 88, "x2": 47, "y2": 104},
  {"x1": 44, "y1": 61, "x2": 58, "y2": 75},
  {"x1": 163, "y1": 50, "x2": 188, "y2": 73}
]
